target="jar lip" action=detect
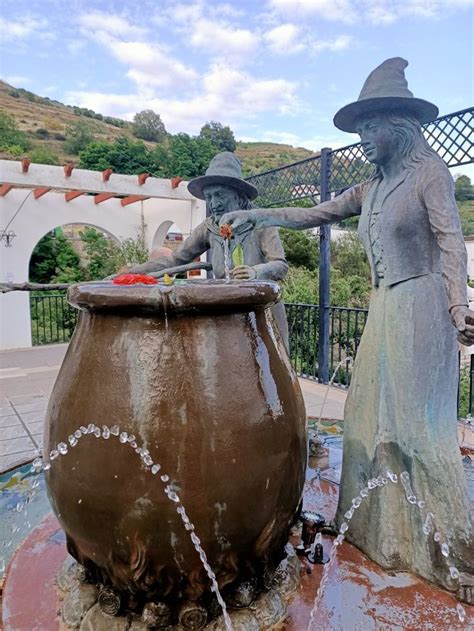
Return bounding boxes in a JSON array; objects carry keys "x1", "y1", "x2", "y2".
[{"x1": 68, "y1": 279, "x2": 281, "y2": 314}]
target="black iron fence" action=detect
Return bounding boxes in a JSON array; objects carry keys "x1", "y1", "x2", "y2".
[{"x1": 30, "y1": 293, "x2": 78, "y2": 346}]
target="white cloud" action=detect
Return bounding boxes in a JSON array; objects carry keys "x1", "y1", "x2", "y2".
[
  {"x1": 1, "y1": 75, "x2": 31, "y2": 86},
  {"x1": 264, "y1": 24, "x2": 305, "y2": 54},
  {"x1": 189, "y1": 19, "x2": 258, "y2": 58},
  {"x1": 78, "y1": 11, "x2": 147, "y2": 38},
  {"x1": 0, "y1": 17, "x2": 50, "y2": 41},
  {"x1": 66, "y1": 63, "x2": 299, "y2": 134},
  {"x1": 313, "y1": 35, "x2": 354, "y2": 52},
  {"x1": 77, "y1": 13, "x2": 198, "y2": 92}
]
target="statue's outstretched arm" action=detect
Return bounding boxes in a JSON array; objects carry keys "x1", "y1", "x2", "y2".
[
  {"x1": 221, "y1": 184, "x2": 365, "y2": 232},
  {"x1": 127, "y1": 224, "x2": 210, "y2": 274}
]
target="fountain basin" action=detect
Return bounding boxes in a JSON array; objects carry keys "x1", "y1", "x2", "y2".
[{"x1": 43, "y1": 280, "x2": 307, "y2": 609}]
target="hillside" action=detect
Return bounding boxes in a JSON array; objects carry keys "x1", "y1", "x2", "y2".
[{"x1": 0, "y1": 81, "x2": 313, "y2": 175}]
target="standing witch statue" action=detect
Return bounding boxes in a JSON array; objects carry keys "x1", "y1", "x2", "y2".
[{"x1": 221, "y1": 58, "x2": 474, "y2": 603}]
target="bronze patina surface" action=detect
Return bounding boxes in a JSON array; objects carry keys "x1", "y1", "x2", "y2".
[{"x1": 43, "y1": 280, "x2": 307, "y2": 612}]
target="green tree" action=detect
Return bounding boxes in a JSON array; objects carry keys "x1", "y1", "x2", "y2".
[
  {"x1": 331, "y1": 232, "x2": 371, "y2": 280},
  {"x1": 133, "y1": 110, "x2": 167, "y2": 142},
  {"x1": 199, "y1": 121, "x2": 236, "y2": 152},
  {"x1": 29, "y1": 232, "x2": 83, "y2": 284},
  {"x1": 64, "y1": 120, "x2": 95, "y2": 154},
  {"x1": 79, "y1": 136, "x2": 156, "y2": 174},
  {"x1": 80, "y1": 228, "x2": 149, "y2": 279},
  {"x1": 0, "y1": 111, "x2": 30, "y2": 151},
  {"x1": 280, "y1": 228, "x2": 319, "y2": 270},
  {"x1": 455, "y1": 174, "x2": 472, "y2": 201},
  {"x1": 153, "y1": 134, "x2": 217, "y2": 178},
  {"x1": 28, "y1": 147, "x2": 60, "y2": 165}
]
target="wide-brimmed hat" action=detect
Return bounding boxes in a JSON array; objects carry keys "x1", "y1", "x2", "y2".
[
  {"x1": 333, "y1": 57, "x2": 439, "y2": 133},
  {"x1": 187, "y1": 152, "x2": 258, "y2": 201}
]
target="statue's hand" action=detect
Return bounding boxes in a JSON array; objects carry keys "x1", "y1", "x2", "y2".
[
  {"x1": 219, "y1": 210, "x2": 257, "y2": 232},
  {"x1": 230, "y1": 265, "x2": 257, "y2": 281},
  {"x1": 451, "y1": 305, "x2": 474, "y2": 346}
]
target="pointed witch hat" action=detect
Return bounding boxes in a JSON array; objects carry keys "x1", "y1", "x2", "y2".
[
  {"x1": 187, "y1": 152, "x2": 258, "y2": 201},
  {"x1": 333, "y1": 57, "x2": 439, "y2": 133}
]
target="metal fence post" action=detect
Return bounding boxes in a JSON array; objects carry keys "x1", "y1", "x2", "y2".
[{"x1": 318, "y1": 148, "x2": 332, "y2": 383}]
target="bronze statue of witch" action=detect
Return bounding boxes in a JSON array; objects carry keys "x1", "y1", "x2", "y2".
[{"x1": 222, "y1": 57, "x2": 474, "y2": 603}]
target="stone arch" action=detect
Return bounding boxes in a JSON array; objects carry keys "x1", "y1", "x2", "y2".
[{"x1": 151, "y1": 221, "x2": 174, "y2": 251}]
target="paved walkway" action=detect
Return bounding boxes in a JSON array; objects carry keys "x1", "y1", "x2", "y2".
[{"x1": 0, "y1": 344, "x2": 347, "y2": 473}]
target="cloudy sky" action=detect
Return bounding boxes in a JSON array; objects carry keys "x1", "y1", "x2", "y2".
[{"x1": 1, "y1": 0, "x2": 473, "y2": 158}]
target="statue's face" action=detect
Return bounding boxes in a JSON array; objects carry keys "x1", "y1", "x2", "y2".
[
  {"x1": 203, "y1": 184, "x2": 242, "y2": 218},
  {"x1": 355, "y1": 114, "x2": 398, "y2": 166}
]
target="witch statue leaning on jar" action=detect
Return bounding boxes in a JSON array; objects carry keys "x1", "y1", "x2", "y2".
[{"x1": 221, "y1": 58, "x2": 474, "y2": 603}]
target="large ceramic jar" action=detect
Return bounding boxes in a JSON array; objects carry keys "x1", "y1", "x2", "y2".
[{"x1": 44, "y1": 280, "x2": 306, "y2": 604}]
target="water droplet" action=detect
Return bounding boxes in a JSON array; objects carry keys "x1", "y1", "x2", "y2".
[
  {"x1": 49, "y1": 449, "x2": 59, "y2": 460},
  {"x1": 130, "y1": 441, "x2": 137, "y2": 448},
  {"x1": 80, "y1": 426, "x2": 88, "y2": 435},
  {"x1": 380, "y1": 477, "x2": 388, "y2": 485},
  {"x1": 400, "y1": 471, "x2": 410, "y2": 483},
  {"x1": 33, "y1": 457, "x2": 42, "y2": 469},
  {"x1": 456, "y1": 603, "x2": 466, "y2": 622},
  {"x1": 352, "y1": 496, "x2": 362, "y2": 508},
  {"x1": 43, "y1": 462, "x2": 51, "y2": 470},
  {"x1": 386, "y1": 470, "x2": 398, "y2": 483},
  {"x1": 160, "y1": 475, "x2": 169, "y2": 483},
  {"x1": 339, "y1": 522, "x2": 349, "y2": 534},
  {"x1": 127, "y1": 434, "x2": 136, "y2": 443},
  {"x1": 344, "y1": 508, "x2": 354, "y2": 520},
  {"x1": 441, "y1": 542, "x2": 449, "y2": 557},
  {"x1": 69, "y1": 436, "x2": 78, "y2": 447},
  {"x1": 407, "y1": 495, "x2": 417, "y2": 504},
  {"x1": 185, "y1": 522, "x2": 194, "y2": 531},
  {"x1": 176, "y1": 506, "x2": 185, "y2": 515},
  {"x1": 32, "y1": 480, "x2": 40, "y2": 489},
  {"x1": 119, "y1": 432, "x2": 128, "y2": 443},
  {"x1": 360, "y1": 488, "x2": 368, "y2": 497},
  {"x1": 335, "y1": 534, "x2": 345, "y2": 545},
  {"x1": 191, "y1": 533, "x2": 201, "y2": 546},
  {"x1": 449, "y1": 566, "x2": 460, "y2": 580},
  {"x1": 16, "y1": 503, "x2": 23, "y2": 512},
  {"x1": 57, "y1": 442, "x2": 68, "y2": 455},
  {"x1": 87, "y1": 424, "x2": 95, "y2": 434},
  {"x1": 143, "y1": 455, "x2": 153, "y2": 466},
  {"x1": 434, "y1": 531, "x2": 441, "y2": 542},
  {"x1": 368, "y1": 479, "x2": 376, "y2": 490},
  {"x1": 167, "y1": 491, "x2": 180, "y2": 503},
  {"x1": 151, "y1": 464, "x2": 161, "y2": 475},
  {"x1": 110, "y1": 425, "x2": 120, "y2": 436},
  {"x1": 74, "y1": 430, "x2": 82, "y2": 439},
  {"x1": 102, "y1": 427, "x2": 110, "y2": 439},
  {"x1": 417, "y1": 500, "x2": 426, "y2": 508},
  {"x1": 93, "y1": 428, "x2": 101, "y2": 438},
  {"x1": 78, "y1": 498, "x2": 82, "y2": 504}
]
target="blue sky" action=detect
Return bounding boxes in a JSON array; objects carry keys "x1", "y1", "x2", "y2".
[{"x1": 1, "y1": 0, "x2": 473, "y2": 173}]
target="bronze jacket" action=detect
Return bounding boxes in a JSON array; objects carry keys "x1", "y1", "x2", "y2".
[{"x1": 282, "y1": 157, "x2": 467, "y2": 310}]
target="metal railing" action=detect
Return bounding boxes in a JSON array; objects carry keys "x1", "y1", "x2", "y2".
[{"x1": 30, "y1": 293, "x2": 78, "y2": 346}]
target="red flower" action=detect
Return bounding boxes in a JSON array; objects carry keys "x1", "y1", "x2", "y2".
[
  {"x1": 219, "y1": 224, "x2": 233, "y2": 240},
  {"x1": 112, "y1": 274, "x2": 158, "y2": 285}
]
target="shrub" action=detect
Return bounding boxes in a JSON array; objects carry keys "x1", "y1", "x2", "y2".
[{"x1": 35, "y1": 128, "x2": 50, "y2": 139}]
